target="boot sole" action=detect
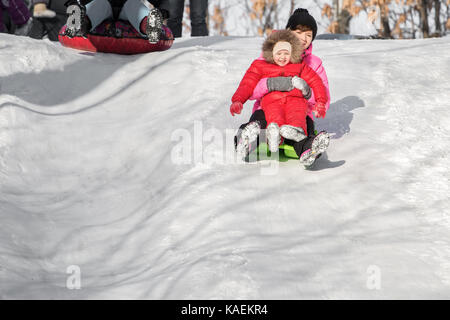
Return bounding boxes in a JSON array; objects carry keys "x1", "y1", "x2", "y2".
[
  {"x1": 299, "y1": 131, "x2": 330, "y2": 168},
  {"x1": 147, "y1": 9, "x2": 163, "y2": 44},
  {"x1": 312, "y1": 131, "x2": 330, "y2": 154}
]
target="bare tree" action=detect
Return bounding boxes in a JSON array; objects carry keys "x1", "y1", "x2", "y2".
[
  {"x1": 434, "y1": 0, "x2": 442, "y2": 35},
  {"x1": 205, "y1": 0, "x2": 447, "y2": 38},
  {"x1": 379, "y1": 0, "x2": 392, "y2": 38},
  {"x1": 290, "y1": 0, "x2": 296, "y2": 16},
  {"x1": 417, "y1": 0, "x2": 430, "y2": 37},
  {"x1": 331, "y1": 0, "x2": 447, "y2": 38},
  {"x1": 210, "y1": 2, "x2": 228, "y2": 36},
  {"x1": 321, "y1": 0, "x2": 353, "y2": 33},
  {"x1": 447, "y1": 0, "x2": 450, "y2": 33},
  {"x1": 246, "y1": 0, "x2": 279, "y2": 35}
]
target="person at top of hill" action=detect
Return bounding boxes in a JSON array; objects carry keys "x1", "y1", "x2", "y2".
[
  {"x1": 0, "y1": 0, "x2": 32, "y2": 35},
  {"x1": 230, "y1": 30, "x2": 328, "y2": 155},
  {"x1": 233, "y1": 8, "x2": 331, "y2": 167},
  {"x1": 63, "y1": 0, "x2": 170, "y2": 44},
  {"x1": 167, "y1": 0, "x2": 208, "y2": 38}
]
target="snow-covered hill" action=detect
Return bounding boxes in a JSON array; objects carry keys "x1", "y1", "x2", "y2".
[{"x1": 1, "y1": 34, "x2": 450, "y2": 299}]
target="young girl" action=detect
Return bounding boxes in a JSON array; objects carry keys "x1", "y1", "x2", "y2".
[
  {"x1": 234, "y1": 8, "x2": 331, "y2": 166},
  {"x1": 230, "y1": 30, "x2": 328, "y2": 153}
]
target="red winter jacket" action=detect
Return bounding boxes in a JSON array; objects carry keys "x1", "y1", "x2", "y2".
[{"x1": 231, "y1": 59, "x2": 328, "y2": 108}]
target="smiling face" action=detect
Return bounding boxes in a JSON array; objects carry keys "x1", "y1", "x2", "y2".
[
  {"x1": 272, "y1": 41, "x2": 292, "y2": 66},
  {"x1": 273, "y1": 49, "x2": 291, "y2": 66},
  {"x1": 290, "y1": 27, "x2": 313, "y2": 50}
]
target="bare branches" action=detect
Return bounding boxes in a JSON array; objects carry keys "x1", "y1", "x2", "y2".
[
  {"x1": 204, "y1": 0, "x2": 448, "y2": 38},
  {"x1": 320, "y1": 0, "x2": 447, "y2": 38}
]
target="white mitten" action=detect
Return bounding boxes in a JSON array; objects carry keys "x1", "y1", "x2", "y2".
[{"x1": 292, "y1": 76, "x2": 311, "y2": 99}]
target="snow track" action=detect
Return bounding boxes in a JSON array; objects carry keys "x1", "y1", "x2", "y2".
[{"x1": 1, "y1": 34, "x2": 450, "y2": 298}]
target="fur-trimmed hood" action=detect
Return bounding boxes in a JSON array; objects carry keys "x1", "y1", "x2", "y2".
[{"x1": 262, "y1": 30, "x2": 302, "y2": 64}]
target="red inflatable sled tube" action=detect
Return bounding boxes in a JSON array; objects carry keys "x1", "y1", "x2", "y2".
[{"x1": 58, "y1": 24, "x2": 174, "y2": 55}]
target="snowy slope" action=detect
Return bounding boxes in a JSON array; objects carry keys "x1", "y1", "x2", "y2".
[{"x1": 1, "y1": 34, "x2": 450, "y2": 299}]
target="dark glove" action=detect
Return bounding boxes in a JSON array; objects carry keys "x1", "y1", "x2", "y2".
[{"x1": 267, "y1": 77, "x2": 294, "y2": 92}]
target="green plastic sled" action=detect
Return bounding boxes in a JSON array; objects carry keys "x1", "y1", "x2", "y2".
[
  {"x1": 246, "y1": 130, "x2": 318, "y2": 162},
  {"x1": 248, "y1": 142, "x2": 299, "y2": 162}
]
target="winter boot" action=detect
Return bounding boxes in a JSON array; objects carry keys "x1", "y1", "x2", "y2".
[
  {"x1": 266, "y1": 122, "x2": 281, "y2": 153},
  {"x1": 280, "y1": 125, "x2": 307, "y2": 142},
  {"x1": 299, "y1": 131, "x2": 330, "y2": 168},
  {"x1": 33, "y1": 3, "x2": 56, "y2": 19},
  {"x1": 235, "y1": 121, "x2": 261, "y2": 159},
  {"x1": 145, "y1": 8, "x2": 163, "y2": 44}
]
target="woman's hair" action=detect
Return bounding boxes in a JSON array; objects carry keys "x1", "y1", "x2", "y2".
[
  {"x1": 290, "y1": 25, "x2": 313, "y2": 33},
  {"x1": 262, "y1": 30, "x2": 302, "y2": 64}
]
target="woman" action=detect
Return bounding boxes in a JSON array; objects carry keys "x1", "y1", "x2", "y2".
[{"x1": 230, "y1": 30, "x2": 328, "y2": 153}]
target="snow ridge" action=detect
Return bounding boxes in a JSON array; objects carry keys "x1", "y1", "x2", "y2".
[{"x1": 1, "y1": 34, "x2": 450, "y2": 298}]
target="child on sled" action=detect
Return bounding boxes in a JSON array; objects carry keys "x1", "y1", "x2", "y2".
[
  {"x1": 230, "y1": 30, "x2": 329, "y2": 158},
  {"x1": 233, "y1": 9, "x2": 331, "y2": 167}
]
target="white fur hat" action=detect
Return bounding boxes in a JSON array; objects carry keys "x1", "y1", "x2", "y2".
[{"x1": 263, "y1": 30, "x2": 301, "y2": 64}]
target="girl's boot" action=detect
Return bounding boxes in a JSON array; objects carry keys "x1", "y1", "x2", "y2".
[
  {"x1": 266, "y1": 123, "x2": 281, "y2": 153},
  {"x1": 299, "y1": 131, "x2": 330, "y2": 168},
  {"x1": 280, "y1": 124, "x2": 306, "y2": 142},
  {"x1": 235, "y1": 121, "x2": 261, "y2": 159}
]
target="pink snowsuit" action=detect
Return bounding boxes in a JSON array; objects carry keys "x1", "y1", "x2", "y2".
[{"x1": 249, "y1": 43, "x2": 330, "y2": 119}]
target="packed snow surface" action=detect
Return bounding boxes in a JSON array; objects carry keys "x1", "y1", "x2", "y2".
[{"x1": 1, "y1": 34, "x2": 450, "y2": 299}]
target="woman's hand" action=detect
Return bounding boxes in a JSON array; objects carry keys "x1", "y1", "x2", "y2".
[
  {"x1": 291, "y1": 76, "x2": 311, "y2": 99},
  {"x1": 230, "y1": 102, "x2": 243, "y2": 116}
]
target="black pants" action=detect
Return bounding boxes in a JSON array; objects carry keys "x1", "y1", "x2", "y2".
[
  {"x1": 238, "y1": 109, "x2": 316, "y2": 157},
  {"x1": 106, "y1": 0, "x2": 171, "y2": 20},
  {"x1": 167, "y1": 0, "x2": 208, "y2": 37},
  {"x1": 29, "y1": 0, "x2": 67, "y2": 41}
]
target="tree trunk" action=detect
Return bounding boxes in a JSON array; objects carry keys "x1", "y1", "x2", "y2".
[
  {"x1": 419, "y1": 0, "x2": 430, "y2": 38},
  {"x1": 381, "y1": 17, "x2": 391, "y2": 38},
  {"x1": 333, "y1": 0, "x2": 339, "y2": 22},
  {"x1": 290, "y1": 0, "x2": 295, "y2": 17},
  {"x1": 434, "y1": 0, "x2": 441, "y2": 35},
  {"x1": 337, "y1": 9, "x2": 351, "y2": 34},
  {"x1": 410, "y1": 8, "x2": 416, "y2": 39},
  {"x1": 380, "y1": 6, "x2": 391, "y2": 38}
]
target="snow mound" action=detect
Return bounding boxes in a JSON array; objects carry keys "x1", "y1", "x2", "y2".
[{"x1": 1, "y1": 34, "x2": 450, "y2": 299}]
